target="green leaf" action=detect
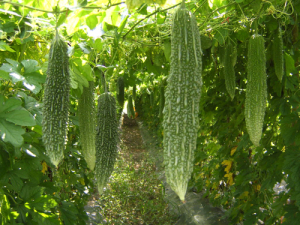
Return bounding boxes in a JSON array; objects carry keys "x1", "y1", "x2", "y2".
[
  {"x1": 29, "y1": 196, "x2": 57, "y2": 212},
  {"x1": 163, "y1": 41, "x2": 171, "y2": 62},
  {"x1": 59, "y1": 201, "x2": 78, "y2": 225},
  {"x1": 57, "y1": 10, "x2": 69, "y2": 28},
  {"x1": 0, "y1": 120, "x2": 25, "y2": 147},
  {"x1": 285, "y1": 53, "x2": 296, "y2": 75},
  {"x1": 86, "y1": 15, "x2": 98, "y2": 30},
  {"x1": 0, "y1": 96, "x2": 22, "y2": 113},
  {"x1": 32, "y1": 212, "x2": 60, "y2": 225},
  {"x1": 5, "y1": 58, "x2": 21, "y2": 70},
  {"x1": 0, "y1": 41, "x2": 15, "y2": 52},
  {"x1": 93, "y1": 38, "x2": 103, "y2": 52},
  {"x1": 111, "y1": 6, "x2": 120, "y2": 26},
  {"x1": 20, "y1": 184, "x2": 42, "y2": 201},
  {"x1": 0, "y1": 108, "x2": 35, "y2": 126},
  {"x1": 235, "y1": 28, "x2": 249, "y2": 42},
  {"x1": 21, "y1": 59, "x2": 40, "y2": 74},
  {"x1": 0, "y1": 70, "x2": 10, "y2": 79},
  {"x1": 157, "y1": 11, "x2": 166, "y2": 24},
  {"x1": 118, "y1": 15, "x2": 128, "y2": 34},
  {"x1": 9, "y1": 172, "x2": 23, "y2": 192},
  {"x1": 102, "y1": 22, "x2": 118, "y2": 32},
  {"x1": 215, "y1": 28, "x2": 228, "y2": 45},
  {"x1": 280, "y1": 114, "x2": 300, "y2": 146}
]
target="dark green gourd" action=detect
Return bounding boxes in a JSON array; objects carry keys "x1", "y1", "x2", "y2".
[
  {"x1": 78, "y1": 81, "x2": 96, "y2": 170},
  {"x1": 42, "y1": 31, "x2": 70, "y2": 167},
  {"x1": 95, "y1": 92, "x2": 119, "y2": 194},
  {"x1": 245, "y1": 34, "x2": 267, "y2": 146}
]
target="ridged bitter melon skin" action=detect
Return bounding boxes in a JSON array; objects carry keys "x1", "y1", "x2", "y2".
[
  {"x1": 42, "y1": 32, "x2": 70, "y2": 167},
  {"x1": 163, "y1": 3, "x2": 202, "y2": 202},
  {"x1": 78, "y1": 81, "x2": 96, "y2": 170},
  {"x1": 272, "y1": 27, "x2": 284, "y2": 82},
  {"x1": 95, "y1": 92, "x2": 119, "y2": 194},
  {"x1": 224, "y1": 42, "x2": 236, "y2": 100},
  {"x1": 245, "y1": 34, "x2": 267, "y2": 146},
  {"x1": 127, "y1": 95, "x2": 135, "y2": 119},
  {"x1": 116, "y1": 77, "x2": 124, "y2": 107}
]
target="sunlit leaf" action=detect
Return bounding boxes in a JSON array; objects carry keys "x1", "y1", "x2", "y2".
[
  {"x1": 86, "y1": 15, "x2": 98, "y2": 30},
  {"x1": 0, "y1": 120, "x2": 25, "y2": 147}
]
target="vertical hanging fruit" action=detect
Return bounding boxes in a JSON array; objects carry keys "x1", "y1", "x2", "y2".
[
  {"x1": 78, "y1": 81, "x2": 96, "y2": 170},
  {"x1": 127, "y1": 95, "x2": 135, "y2": 119},
  {"x1": 42, "y1": 30, "x2": 70, "y2": 167},
  {"x1": 163, "y1": 2, "x2": 202, "y2": 202},
  {"x1": 224, "y1": 42, "x2": 236, "y2": 100},
  {"x1": 272, "y1": 26, "x2": 284, "y2": 82},
  {"x1": 116, "y1": 76, "x2": 124, "y2": 107},
  {"x1": 95, "y1": 92, "x2": 119, "y2": 194},
  {"x1": 132, "y1": 84, "x2": 136, "y2": 101},
  {"x1": 245, "y1": 34, "x2": 267, "y2": 146}
]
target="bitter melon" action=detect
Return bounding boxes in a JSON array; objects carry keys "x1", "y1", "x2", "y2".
[
  {"x1": 224, "y1": 42, "x2": 236, "y2": 100},
  {"x1": 132, "y1": 84, "x2": 136, "y2": 101},
  {"x1": 78, "y1": 81, "x2": 96, "y2": 170},
  {"x1": 245, "y1": 34, "x2": 267, "y2": 146},
  {"x1": 42, "y1": 30, "x2": 70, "y2": 167},
  {"x1": 116, "y1": 77, "x2": 124, "y2": 107},
  {"x1": 95, "y1": 92, "x2": 119, "y2": 194},
  {"x1": 127, "y1": 95, "x2": 135, "y2": 119},
  {"x1": 272, "y1": 26, "x2": 284, "y2": 82},
  {"x1": 163, "y1": 2, "x2": 202, "y2": 202}
]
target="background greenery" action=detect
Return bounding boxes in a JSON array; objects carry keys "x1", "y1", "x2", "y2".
[{"x1": 0, "y1": 0, "x2": 299, "y2": 224}]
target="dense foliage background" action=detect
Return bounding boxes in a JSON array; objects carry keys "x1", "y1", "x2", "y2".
[{"x1": 0, "y1": 0, "x2": 299, "y2": 224}]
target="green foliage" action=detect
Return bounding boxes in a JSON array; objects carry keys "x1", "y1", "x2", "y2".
[
  {"x1": 1, "y1": 0, "x2": 300, "y2": 224},
  {"x1": 0, "y1": 95, "x2": 36, "y2": 147},
  {"x1": 78, "y1": 81, "x2": 96, "y2": 170},
  {"x1": 95, "y1": 92, "x2": 119, "y2": 194},
  {"x1": 42, "y1": 31, "x2": 70, "y2": 167},
  {"x1": 245, "y1": 34, "x2": 267, "y2": 147},
  {"x1": 163, "y1": 2, "x2": 202, "y2": 202}
]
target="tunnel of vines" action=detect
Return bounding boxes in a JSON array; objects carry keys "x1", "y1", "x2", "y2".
[{"x1": 0, "y1": 0, "x2": 299, "y2": 224}]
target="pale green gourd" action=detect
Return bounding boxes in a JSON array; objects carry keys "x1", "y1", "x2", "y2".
[{"x1": 163, "y1": 2, "x2": 202, "y2": 202}]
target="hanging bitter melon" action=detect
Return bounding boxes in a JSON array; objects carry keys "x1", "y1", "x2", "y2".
[
  {"x1": 272, "y1": 26, "x2": 284, "y2": 82},
  {"x1": 116, "y1": 77, "x2": 124, "y2": 107},
  {"x1": 42, "y1": 30, "x2": 70, "y2": 167},
  {"x1": 127, "y1": 95, "x2": 135, "y2": 119},
  {"x1": 163, "y1": 2, "x2": 202, "y2": 202},
  {"x1": 95, "y1": 92, "x2": 119, "y2": 194},
  {"x1": 78, "y1": 81, "x2": 96, "y2": 170},
  {"x1": 224, "y1": 42, "x2": 236, "y2": 100},
  {"x1": 245, "y1": 34, "x2": 267, "y2": 146}
]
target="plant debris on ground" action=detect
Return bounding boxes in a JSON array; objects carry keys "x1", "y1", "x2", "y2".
[{"x1": 88, "y1": 114, "x2": 177, "y2": 224}]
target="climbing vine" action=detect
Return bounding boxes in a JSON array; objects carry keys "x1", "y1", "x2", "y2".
[{"x1": 0, "y1": 0, "x2": 299, "y2": 224}]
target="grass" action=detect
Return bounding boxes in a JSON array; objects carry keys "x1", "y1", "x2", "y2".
[{"x1": 96, "y1": 140, "x2": 178, "y2": 225}]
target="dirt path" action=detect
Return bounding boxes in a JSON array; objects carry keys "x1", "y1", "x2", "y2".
[{"x1": 85, "y1": 114, "x2": 177, "y2": 225}]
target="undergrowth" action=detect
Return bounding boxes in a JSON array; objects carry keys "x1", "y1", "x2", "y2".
[{"x1": 97, "y1": 141, "x2": 178, "y2": 224}]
